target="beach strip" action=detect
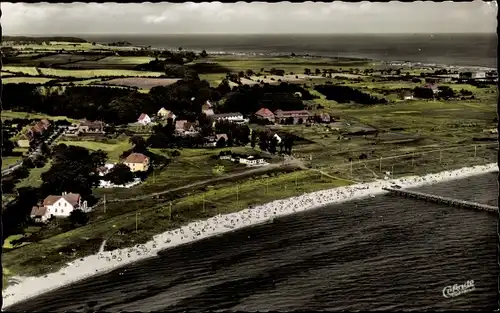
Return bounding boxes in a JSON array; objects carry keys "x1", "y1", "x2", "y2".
[{"x1": 2, "y1": 163, "x2": 498, "y2": 309}]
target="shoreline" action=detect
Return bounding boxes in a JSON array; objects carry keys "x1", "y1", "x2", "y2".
[{"x1": 2, "y1": 163, "x2": 498, "y2": 309}]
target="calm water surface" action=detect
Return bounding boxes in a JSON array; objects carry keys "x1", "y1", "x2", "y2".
[
  {"x1": 9, "y1": 172, "x2": 498, "y2": 312},
  {"x1": 84, "y1": 34, "x2": 497, "y2": 68}
]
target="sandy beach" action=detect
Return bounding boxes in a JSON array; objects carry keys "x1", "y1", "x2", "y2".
[{"x1": 2, "y1": 163, "x2": 498, "y2": 309}]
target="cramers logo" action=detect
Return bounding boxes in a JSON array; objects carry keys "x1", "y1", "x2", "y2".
[{"x1": 442, "y1": 280, "x2": 475, "y2": 298}]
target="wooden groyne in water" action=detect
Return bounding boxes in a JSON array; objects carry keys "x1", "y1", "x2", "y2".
[{"x1": 382, "y1": 187, "x2": 498, "y2": 214}]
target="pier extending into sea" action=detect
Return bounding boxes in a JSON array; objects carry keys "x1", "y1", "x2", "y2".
[{"x1": 383, "y1": 187, "x2": 498, "y2": 214}]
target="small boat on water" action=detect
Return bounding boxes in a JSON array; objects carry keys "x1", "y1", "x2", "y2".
[{"x1": 369, "y1": 194, "x2": 375, "y2": 198}]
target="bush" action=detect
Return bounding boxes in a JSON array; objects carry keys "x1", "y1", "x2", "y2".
[
  {"x1": 14, "y1": 166, "x2": 30, "y2": 180},
  {"x1": 69, "y1": 209, "x2": 89, "y2": 227}
]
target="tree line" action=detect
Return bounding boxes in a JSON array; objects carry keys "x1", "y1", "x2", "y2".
[{"x1": 314, "y1": 84, "x2": 388, "y2": 105}]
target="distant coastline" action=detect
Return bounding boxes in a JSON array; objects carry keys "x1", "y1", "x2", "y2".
[
  {"x1": 3, "y1": 33, "x2": 496, "y2": 69},
  {"x1": 80, "y1": 33, "x2": 497, "y2": 69}
]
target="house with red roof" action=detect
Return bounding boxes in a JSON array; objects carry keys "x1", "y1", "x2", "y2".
[
  {"x1": 254, "y1": 108, "x2": 275, "y2": 123},
  {"x1": 30, "y1": 192, "x2": 88, "y2": 223},
  {"x1": 123, "y1": 152, "x2": 150, "y2": 172},
  {"x1": 137, "y1": 113, "x2": 152, "y2": 125},
  {"x1": 274, "y1": 109, "x2": 311, "y2": 124},
  {"x1": 423, "y1": 83, "x2": 439, "y2": 94}
]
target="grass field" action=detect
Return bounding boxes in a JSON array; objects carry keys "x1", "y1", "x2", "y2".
[
  {"x1": 2, "y1": 77, "x2": 56, "y2": 84},
  {"x1": 34, "y1": 53, "x2": 101, "y2": 64},
  {"x1": 203, "y1": 55, "x2": 380, "y2": 74},
  {"x1": 1, "y1": 110, "x2": 78, "y2": 123},
  {"x1": 56, "y1": 138, "x2": 133, "y2": 162},
  {"x1": 100, "y1": 77, "x2": 180, "y2": 89},
  {"x1": 2, "y1": 66, "x2": 40, "y2": 76},
  {"x1": 39, "y1": 68, "x2": 164, "y2": 78},
  {"x1": 56, "y1": 78, "x2": 104, "y2": 85},
  {"x1": 1, "y1": 72, "x2": 17, "y2": 77},
  {"x1": 1, "y1": 66, "x2": 164, "y2": 78},
  {"x1": 1, "y1": 156, "x2": 21, "y2": 170},
  {"x1": 95, "y1": 56, "x2": 156, "y2": 65},
  {"x1": 94, "y1": 146, "x2": 260, "y2": 199},
  {"x1": 16, "y1": 161, "x2": 53, "y2": 189}
]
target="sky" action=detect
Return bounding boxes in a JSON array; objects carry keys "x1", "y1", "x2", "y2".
[{"x1": 2, "y1": 1, "x2": 497, "y2": 35}]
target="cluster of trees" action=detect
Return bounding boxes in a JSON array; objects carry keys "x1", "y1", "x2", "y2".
[
  {"x1": 314, "y1": 85, "x2": 388, "y2": 105},
  {"x1": 251, "y1": 130, "x2": 295, "y2": 155},
  {"x1": 213, "y1": 121, "x2": 251, "y2": 147},
  {"x1": 413, "y1": 86, "x2": 461, "y2": 100},
  {"x1": 3, "y1": 75, "x2": 221, "y2": 125},
  {"x1": 2, "y1": 84, "x2": 147, "y2": 124},
  {"x1": 2, "y1": 118, "x2": 33, "y2": 156},
  {"x1": 1, "y1": 144, "x2": 105, "y2": 238},
  {"x1": 135, "y1": 51, "x2": 213, "y2": 73},
  {"x1": 149, "y1": 79, "x2": 218, "y2": 121},
  {"x1": 41, "y1": 144, "x2": 108, "y2": 198},
  {"x1": 222, "y1": 82, "x2": 317, "y2": 115}
]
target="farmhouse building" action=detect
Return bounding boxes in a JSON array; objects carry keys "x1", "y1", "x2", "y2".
[
  {"x1": 318, "y1": 112, "x2": 332, "y2": 123},
  {"x1": 212, "y1": 112, "x2": 244, "y2": 122},
  {"x1": 238, "y1": 155, "x2": 267, "y2": 166},
  {"x1": 30, "y1": 192, "x2": 88, "y2": 222},
  {"x1": 78, "y1": 119, "x2": 105, "y2": 134},
  {"x1": 157, "y1": 108, "x2": 176, "y2": 120},
  {"x1": 218, "y1": 152, "x2": 268, "y2": 166},
  {"x1": 254, "y1": 108, "x2": 275, "y2": 123},
  {"x1": 202, "y1": 103, "x2": 215, "y2": 116},
  {"x1": 123, "y1": 153, "x2": 150, "y2": 172},
  {"x1": 274, "y1": 110, "x2": 311, "y2": 124},
  {"x1": 137, "y1": 113, "x2": 152, "y2": 125},
  {"x1": 175, "y1": 120, "x2": 188, "y2": 132},
  {"x1": 21, "y1": 119, "x2": 51, "y2": 147},
  {"x1": 423, "y1": 83, "x2": 439, "y2": 94},
  {"x1": 97, "y1": 163, "x2": 115, "y2": 176}
]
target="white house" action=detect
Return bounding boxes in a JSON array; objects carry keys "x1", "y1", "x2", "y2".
[
  {"x1": 212, "y1": 112, "x2": 244, "y2": 122},
  {"x1": 30, "y1": 192, "x2": 88, "y2": 222},
  {"x1": 137, "y1": 113, "x2": 152, "y2": 125},
  {"x1": 97, "y1": 163, "x2": 115, "y2": 177},
  {"x1": 157, "y1": 108, "x2": 176, "y2": 120},
  {"x1": 239, "y1": 156, "x2": 267, "y2": 166}
]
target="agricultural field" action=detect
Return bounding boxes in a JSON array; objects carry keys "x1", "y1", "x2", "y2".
[
  {"x1": 1, "y1": 156, "x2": 21, "y2": 170},
  {"x1": 2, "y1": 77, "x2": 56, "y2": 84},
  {"x1": 1, "y1": 72, "x2": 17, "y2": 78},
  {"x1": 101, "y1": 77, "x2": 180, "y2": 89},
  {"x1": 2, "y1": 66, "x2": 40, "y2": 76},
  {"x1": 34, "y1": 53, "x2": 104, "y2": 64},
  {"x1": 201, "y1": 55, "x2": 379, "y2": 74},
  {"x1": 55, "y1": 78, "x2": 104, "y2": 85},
  {"x1": 5, "y1": 41, "x2": 111, "y2": 51},
  {"x1": 60, "y1": 56, "x2": 157, "y2": 70},
  {"x1": 38, "y1": 68, "x2": 164, "y2": 78}
]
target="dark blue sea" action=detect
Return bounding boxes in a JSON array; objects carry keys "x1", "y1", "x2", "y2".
[
  {"x1": 82, "y1": 34, "x2": 497, "y2": 68},
  {"x1": 8, "y1": 172, "x2": 498, "y2": 312}
]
